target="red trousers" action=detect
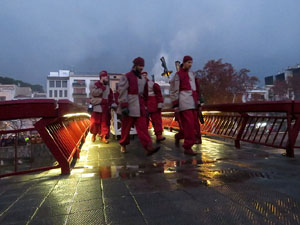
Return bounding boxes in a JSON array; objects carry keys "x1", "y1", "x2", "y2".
[
  {"x1": 175, "y1": 109, "x2": 200, "y2": 149},
  {"x1": 106, "y1": 109, "x2": 112, "y2": 137},
  {"x1": 90, "y1": 112, "x2": 109, "y2": 137},
  {"x1": 148, "y1": 111, "x2": 163, "y2": 136},
  {"x1": 119, "y1": 116, "x2": 152, "y2": 148}
]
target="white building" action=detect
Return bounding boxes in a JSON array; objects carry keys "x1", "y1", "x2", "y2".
[
  {"x1": 46, "y1": 70, "x2": 123, "y2": 106},
  {"x1": 46, "y1": 70, "x2": 70, "y2": 100},
  {"x1": 0, "y1": 84, "x2": 33, "y2": 101},
  {"x1": 242, "y1": 88, "x2": 267, "y2": 102}
]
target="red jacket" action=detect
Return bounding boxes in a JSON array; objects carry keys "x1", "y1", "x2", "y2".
[
  {"x1": 146, "y1": 81, "x2": 164, "y2": 113},
  {"x1": 170, "y1": 68, "x2": 200, "y2": 111},
  {"x1": 118, "y1": 71, "x2": 148, "y2": 117}
]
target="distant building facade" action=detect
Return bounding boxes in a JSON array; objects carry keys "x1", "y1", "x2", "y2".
[
  {"x1": 264, "y1": 64, "x2": 300, "y2": 100},
  {"x1": 0, "y1": 84, "x2": 33, "y2": 101},
  {"x1": 46, "y1": 70, "x2": 123, "y2": 106}
]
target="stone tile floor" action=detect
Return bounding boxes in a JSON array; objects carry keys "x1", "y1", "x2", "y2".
[{"x1": 0, "y1": 131, "x2": 300, "y2": 225}]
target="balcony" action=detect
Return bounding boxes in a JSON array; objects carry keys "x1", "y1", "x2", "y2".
[
  {"x1": 72, "y1": 82, "x2": 86, "y2": 88},
  {"x1": 72, "y1": 93, "x2": 87, "y2": 98}
]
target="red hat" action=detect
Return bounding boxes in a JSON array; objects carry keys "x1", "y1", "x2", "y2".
[
  {"x1": 183, "y1": 56, "x2": 193, "y2": 63},
  {"x1": 99, "y1": 70, "x2": 108, "y2": 79},
  {"x1": 133, "y1": 57, "x2": 145, "y2": 67}
]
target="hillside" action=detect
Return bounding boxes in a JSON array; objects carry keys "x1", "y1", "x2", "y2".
[{"x1": 0, "y1": 76, "x2": 44, "y2": 93}]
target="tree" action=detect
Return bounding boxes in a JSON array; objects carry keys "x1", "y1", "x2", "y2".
[
  {"x1": 195, "y1": 59, "x2": 258, "y2": 104},
  {"x1": 0, "y1": 76, "x2": 44, "y2": 92},
  {"x1": 271, "y1": 80, "x2": 289, "y2": 100}
]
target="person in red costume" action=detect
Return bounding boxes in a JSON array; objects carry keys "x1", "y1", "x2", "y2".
[
  {"x1": 89, "y1": 70, "x2": 113, "y2": 143},
  {"x1": 118, "y1": 57, "x2": 160, "y2": 156},
  {"x1": 141, "y1": 72, "x2": 166, "y2": 142},
  {"x1": 170, "y1": 56, "x2": 201, "y2": 156}
]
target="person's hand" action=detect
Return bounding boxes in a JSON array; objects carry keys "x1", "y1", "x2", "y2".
[
  {"x1": 121, "y1": 107, "x2": 129, "y2": 116},
  {"x1": 157, "y1": 103, "x2": 163, "y2": 111}
]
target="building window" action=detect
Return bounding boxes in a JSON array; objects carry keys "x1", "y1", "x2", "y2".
[
  {"x1": 54, "y1": 90, "x2": 58, "y2": 98},
  {"x1": 73, "y1": 80, "x2": 86, "y2": 87},
  {"x1": 73, "y1": 88, "x2": 86, "y2": 94},
  {"x1": 62, "y1": 80, "x2": 67, "y2": 87},
  {"x1": 64, "y1": 90, "x2": 68, "y2": 97},
  {"x1": 56, "y1": 80, "x2": 61, "y2": 88},
  {"x1": 49, "y1": 81, "x2": 55, "y2": 88},
  {"x1": 59, "y1": 90, "x2": 63, "y2": 97},
  {"x1": 49, "y1": 90, "x2": 53, "y2": 97}
]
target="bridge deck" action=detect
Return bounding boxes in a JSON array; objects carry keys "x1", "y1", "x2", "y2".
[{"x1": 0, "y1": 132, "x2": 300, "y2": 225}]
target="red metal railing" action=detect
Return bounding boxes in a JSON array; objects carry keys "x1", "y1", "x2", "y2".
[
  {"x1": 0, "y1": 99, "x2": 90, "y2": 177},
  {"x1": 162, "y1": 101, "x2": 300, "y2": 157}
]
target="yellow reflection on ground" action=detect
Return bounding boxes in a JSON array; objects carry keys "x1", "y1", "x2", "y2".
[
  {"x1": 82, "y1": 173, "x2": 96, "y2": 178},
  {"x1": 71, "y1": 168, "x2": 84, "y2": 174},
  {"x1": 83, "y1": 165, "x2": 93, "y2": 169}
]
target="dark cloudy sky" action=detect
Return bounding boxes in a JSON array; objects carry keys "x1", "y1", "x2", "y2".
[{"x1": 1, "y1": 0, "x2": 300, "y2": 86}]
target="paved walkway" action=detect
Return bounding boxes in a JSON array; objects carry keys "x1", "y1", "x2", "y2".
[{"x1": 1, "y1": 131, "x2": 300, "y2": 225}]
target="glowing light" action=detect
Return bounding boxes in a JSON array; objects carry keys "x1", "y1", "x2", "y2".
[
  {"x1": 202, "y1": 111, "x2": 222, "y2": 114},
  {"x1": 256, "y1": 122, "x2": 267, "y2": 129},
  {"x1": 164, "y1": 168, "x2": 176, "y2": 174},
  {"x1": 82, "y1": 173, "x2": 96, "y2": 178},
  {"x1": 63, "y1": 112, "x2": 91, "y2": 118}
]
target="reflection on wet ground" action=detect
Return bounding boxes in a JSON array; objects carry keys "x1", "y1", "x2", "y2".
[{"x1": 1, "y1": 132, "x2": 300, "y2": 225}]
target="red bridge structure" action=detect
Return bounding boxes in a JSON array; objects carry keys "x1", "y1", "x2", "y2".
[
  {"x1": 1, "y1": 99, "x2": 300, "y2": 178},
  {"x1": 1, "y1": 100, "x2": 300, "y2": 225},
  {"x1": 0, "y1": 99, "x2": 90, "y2": 178},
  {"x1": 162, "y1": 100, "x2": 300, "y2": 158}
]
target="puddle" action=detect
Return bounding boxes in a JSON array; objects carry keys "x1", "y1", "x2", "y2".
[{"x1": 96, "y1": 157, "x2": 274, "y2": 190}]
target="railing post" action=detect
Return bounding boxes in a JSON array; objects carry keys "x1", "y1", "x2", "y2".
[
  {"x1": 34, "y1": 118, "x2": 71, "y2": 175},
  {"x1": 235, "y1": 113, "x2": 249, "y2": 149},
  {"x1": 286, "y1": 114, "x2": 300, "y2": 157},
  {"x1": 14, "y1": 133, "x2": 18, "y2": 172}
]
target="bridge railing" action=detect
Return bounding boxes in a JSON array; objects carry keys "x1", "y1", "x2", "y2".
[
  {"x1": 0, "y1": 99, "x2": 90, "y2": 177},
  {"x1": 162, "y1": 101, "x2": 300, "y2": 157}
]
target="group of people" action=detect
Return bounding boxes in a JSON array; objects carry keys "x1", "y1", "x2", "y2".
[{"x1": 89, "y1": 55, "x2": 202, "y2": 156}]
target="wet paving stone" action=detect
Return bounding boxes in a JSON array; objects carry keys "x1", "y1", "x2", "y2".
[
  {"x1": 1, "y1": 133, "x2": 300, "y2": 224},
  {"x1": 66, "y1": 209, "x2": 105, "y2": 225},
  {"x1": 29, "y1": 214, "x2": 67, "y2": 225}
]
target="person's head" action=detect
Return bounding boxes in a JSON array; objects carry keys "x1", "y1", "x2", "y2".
[
  {"x1": 141, "y1": 71, "x2": 148, "y2": 80},
  {"x1": 132, "y1": 57, "x2": 145, "y2": 74},
  {"x1": 182, "y1": 56, "x2": 193, "y2": 71},
  {"x1": 99, "y1": 70, "x2": 109, "y2": 85}
]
